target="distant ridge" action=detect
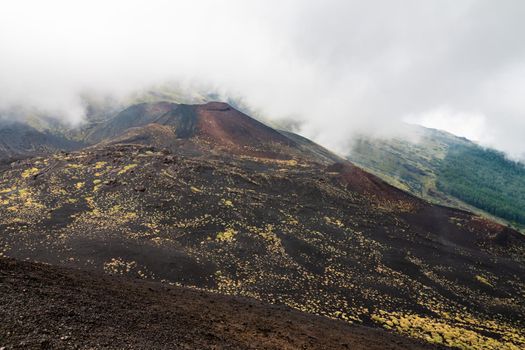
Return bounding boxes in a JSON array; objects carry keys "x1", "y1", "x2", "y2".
[{"x1": 347, "y1": 126, "x2": 525, "y2": 230}]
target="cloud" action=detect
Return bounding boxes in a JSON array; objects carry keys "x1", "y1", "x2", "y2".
[
  {"x1": 0, "y1": 0, "x2": 524, "y2": 157},
  {"x1": 404, "y1": 108, "x2": 492, "y2": 142}
]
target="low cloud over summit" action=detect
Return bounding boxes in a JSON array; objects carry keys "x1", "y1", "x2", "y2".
[{"x1": 1, "y1": 0, "x2": 524, "y2": 158}]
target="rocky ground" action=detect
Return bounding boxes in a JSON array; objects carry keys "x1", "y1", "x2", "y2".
[
  {"x1": 1, "y1": 102, "x2": 524, "y2": 349},
  {"x1": 0, "y1": 257, "x2": 442, "y2": 350}
]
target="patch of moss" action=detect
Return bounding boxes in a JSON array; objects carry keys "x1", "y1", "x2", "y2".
[
  {"x1": 21, "y1": 167, "x2": 39, "y2": 179},
  {"x1": 117, "y1": 164, "x2": 138, "y2": 175},
  {"x1": 216, "y1": 228, "x2": 237, "y2": 242}
]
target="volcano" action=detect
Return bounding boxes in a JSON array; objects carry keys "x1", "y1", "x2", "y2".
[
  {"x1": 86, "y1": 101, "x2": 340, "y2": 163},
  {"x1": 0, "y1": 102, "x2": 524, "y2": 349}
]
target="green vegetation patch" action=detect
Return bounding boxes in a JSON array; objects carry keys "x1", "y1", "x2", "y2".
[{"x1": 437, "y1": 145, "x2": 525, "y2": 226}]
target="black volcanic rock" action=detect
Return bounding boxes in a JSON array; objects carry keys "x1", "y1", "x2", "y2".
[
  {"x1": 0, "y1": 102, "x2": 524, "y2": 349},
  {"x1": 0, "y1": 142, "x2": 524, "y2": 349},
  {"x1": 84, "y1": 102, "x2": 181, "y2": 142},
  {"x1": 0, "y1": 257, "x2": 442, "y2": 350}
]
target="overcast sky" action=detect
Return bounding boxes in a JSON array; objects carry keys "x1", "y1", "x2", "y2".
[{"x1": 1, "y1": 0, "x2": 524, "y2": 158}]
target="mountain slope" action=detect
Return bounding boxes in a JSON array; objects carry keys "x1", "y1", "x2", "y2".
[
  {"x1": 0, "y1": 121, "x2": 82, "y2": 163},
  {"x1": 2, "y1": 257, "x2": 446, "y2": 350},
  {"x1": 0, "y1": 101, "x2": 341, "y2": 166},
  {"x1": 80, "y1": 101, "x2": 342, "y2": 165},
  {"x1": 437, "y1": 145, "x2": 525, "y2": 225},
  {"x1": 87, "y1": 102, "x2": 291, "y2": 151},
  {"x1": 347, "y1": 126, "x2": 525, "y2": 230},
  {"x1": 0, "y1": 103, "x2": 524, "y2": 349}
]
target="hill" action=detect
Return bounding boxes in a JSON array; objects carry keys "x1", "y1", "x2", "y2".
[
  {"x1": 0, "y1": 103, "x2": 524, "y2": 349},
  {"x1": 1, "y1": 257, "x2": 444, "y2": 349},
  {"x1": 0, "y1": 121, "x2": 82, "y2": 164},
  {"x1": 347, "y1": 126, "x2": 525, "y2": 230},
  {"x1": 88, "y1": 101, "x2": 343, "y2": 164},
  {"x1": 0, "y1": 101, "x2": 340, "y2": 165},
  {"x1": 437, "y1": 145, "x2": 525, "y2": 225}
]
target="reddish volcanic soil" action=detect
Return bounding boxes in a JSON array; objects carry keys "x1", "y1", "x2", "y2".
[{"x1": 195, "y1": 102, "x2": 294, "y2": 151}]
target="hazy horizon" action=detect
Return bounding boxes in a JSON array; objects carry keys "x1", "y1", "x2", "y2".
[{"x1": 1, "y1": 0, "x2": 524, "y2": 159}]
